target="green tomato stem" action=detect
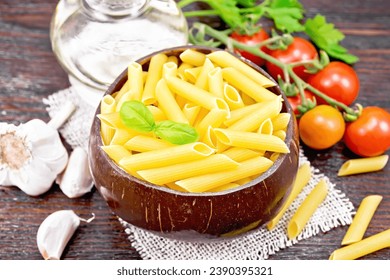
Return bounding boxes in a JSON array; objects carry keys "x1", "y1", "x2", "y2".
[
  {"x1": 194, "y1": 23, "x2": 358, "y2": 118},
  {"x1": 183, "y1": 10, "x2": 220, "y2": 17}
]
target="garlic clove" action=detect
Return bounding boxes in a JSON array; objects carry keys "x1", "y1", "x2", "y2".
[
  {"x1": 59, "y1": 147, "x2": 94, "y2": 198},
  {"x1": 37, "y1": 210, "x2": 81, "y2": 260}
]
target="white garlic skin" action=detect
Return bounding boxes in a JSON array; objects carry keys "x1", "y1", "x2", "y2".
[
  {"x1": 36, "y1": 210, "x2": 80, "y2": 260},
  {"x1": 59, "y1": 147, "x2": 94, "y2": 198},
  {"x1": 0, "y1": 119, "x2": 68, "y2": 196}
]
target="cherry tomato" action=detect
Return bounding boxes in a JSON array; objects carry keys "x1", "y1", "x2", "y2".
[
  {"x1": 299, "y1": 105, "x2": 345, "y2": 150},
  {"x1": 287, "y1": 90, "x2": 315, "y2": 116},
  {"x1": 265, "y1": 37, "x2": 317, "y2": 81},
  {"x1": 344, "y1": 106, "x2": 390, "y2": 157},
  {"x1": 231, "y1": 29, "x2": 270, "y2": 66},
  {"x1": 307, "y1": 61, "x2": 359, "y2": 106}
]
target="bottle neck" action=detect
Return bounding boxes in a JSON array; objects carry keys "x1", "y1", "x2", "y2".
[{"x1": 82, "y1": 0, "x2": 150, "y2": 18}]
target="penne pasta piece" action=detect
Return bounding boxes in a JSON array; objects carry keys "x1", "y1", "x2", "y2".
[
  {"x1": 341, "y1": 195, "x2": 383, "y2": 245},
  {"x1": 273, "y1": 130, "x2": 287, "y2": 141},
  {"x1": 155, "y1": 79, "x2": 189, "y2": 124},
  {"x1": 224, "y1": 102, "x2": 265, "y2": 126},
  {"x1": 101, "y1": 95, "x2": 116, "y2": 114},
  {"x1": 257, "y1": 118, "x2": 273, "y2": 135},
  {"x1": 127, "y1": 61, "x2": 144, "y2": 101},
  {"x1": 100, "y1": 124, "x2": 115, "y2": 146},
  {"x1": 241, "y1": 93, "x2": 256, "y2": 105},
  {"x1": 194, "y1": 58, "x2": 214, "y2": 90},
  {"x1": 207, "y1": 67, "x2": 224, "y2": 99},
  {"x1": 267, "y1": 162, "x2": 312, "y2": 230},
  {"x1": 110, "y1": 128, "x2": 137, "y2": 146},
  {"x1": 338, "y1": 155, "x2": 389, "y2": 176},
  {"x1": 115, "y1": 90, "x2": 137, "y2": 112},
  {"x1": 184, "y1": 66, "x2": 202, "y2": 84},
  {"x1": 177, "y1": 62, "x2": 193, "y2": 80},
  {"x1": 101, "y1": 145, "x2": 132, "y2": 164},
  {"x1": 179, "y1": 49, "x2": 206, "y2": 66},
  {"x1": 228, "y1": 96, "x2": 282, "y2": 132},
  {"x1": 223, "y1": 83, "x2": 245, "y2": 110},
  {"x1": 222, "y1": 147, "x2": 261, "y2": 162},
  {"x1": 176, "y1": 156, "x2": 273, "y2": 192},
  {"x1": 207, "y1": 50, "x2": 276, "y2": 87},
  {"x1": 167, "y1": 55, "x2": 178, "y2": 64},
  {"x1": 287, "y1": 178, "x2": 328, "y2": 239},
  {"x1": 137, "y1": 154, "x2": 239, "y2": 185},
  {"x1": 119, "y1": 142, "x2": 215, "y2": 172},
  {"x1": 196, "y1": 109, "x2": 229, "y2": 139},
  {"x1": 97, "y1": 112, "x2": 126, "y2": 129},
  {"x1": 234, "y1": 177, "x2": 252, "y2": 185},
  {"x1": 182, "y1": 103, "x2": 201, "y2": 126},
  {"x1": 162, "y1": 61, "x2": 177, "y2": 78},
  {"x1": 114, "y1": 80, "x2": 130, "y2": 102},
  {"x1": 124, "y1": 135, "x2": 174, "y2": 152},
  {"x1": 165, "y1": 75, "x2": 229, "y2": 111},
  {"x1": 269, "y1": 152, "x2": 280, "y2": 162},
  {"x1": 214, "y1": 128, "x2": 290, "y2": 153},
  {"x1": 142, "y1": 53, "x2": 168, "y2": 104},
  {"x1": 222, "y1": 67, "x2": 277, "y2": 102},
  {"x1": 208, "y1": 182, "x2": 240, "y2": 192},
  {"x1": 329, "y1": 228, "x2": 390, "y2": 260},
  {"x1": 203, "y1": 127, "x2": 230, "y2": 152},
  {"x1": 147, "y1": 105, "x2": 167, "y2": 122},
  {"x1": 165, "y1": 182, "x2": 189, "y2": 192},
  {"x1": 272, "y1": 112, "x2": 291, "y2": 131}
]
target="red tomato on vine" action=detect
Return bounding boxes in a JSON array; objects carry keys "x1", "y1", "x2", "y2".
[
  {"x1": 265, "y1": 37, "x2": 317, "y2": 81},
  {"x1": 344, "y1": 106, "x2": 390, "y2": 157},
  {"x1": 307, "y1": 61, "x2": 360, "y2": 106},
  {"x1": 231, "y1": 29, "x2": 270, "y2": 66}
]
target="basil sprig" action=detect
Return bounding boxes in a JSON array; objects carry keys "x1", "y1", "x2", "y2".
[{"x1": 119, "y1": 100, "x2": 199, "y2": 145}]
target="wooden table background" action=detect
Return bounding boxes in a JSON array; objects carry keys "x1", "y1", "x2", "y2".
[{"x1": 0, "y1": 0, "x2": 389, "y2": 260}]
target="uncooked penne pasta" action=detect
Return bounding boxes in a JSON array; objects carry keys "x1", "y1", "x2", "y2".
[
  {"x1": 195, "y1": 58, "x2": 214, "y2": 90},
  {"x1": 97, "y1": 112, "x2": 126, "y2": 129},
  {"x1": 338, "y1": 155, "x2": 389, "y2": 176},
  {"x1": 155, "y1": 79, "x2": 188, "y2": 124},
  {"x1": 146, "y1": 105, "x2": 167, "y2": 122},
  {"x1": 273, "y1": 130, "x2": 287, "y2": 141},
  {"x1": 162, "y1": 61, "x2": 177, "y2": 78},
  {"x1": 257, "y1": 118, "x2": 273, "y2": 135},
  {"x1": 124, "y1": 135, "x2": 174, "y2": 152},
  {"x1": 222, "y1": 147, "x2": 261, "y2": 162},
  {"x1": 222, "y1": 67, "x2": 277, "y2": 102},
  {"x1": 214, "y1": 128, "x2": 289, "y2": 153},
  {"x1": 100, "y1": 125, "x2": 115, "y2": 146},
  {"x1": 267, "y1": 162, "x2": 312, "y2": 230},
  {"x1": 119, "y1": 142, "x2": 215, "y2": 172},
  {"x1": 208, "y1": 182, "x2": 240, "y2": 192},
  {"x1": 224, "y1": 83, "x2": 245, "y2": 110},
  {"x1": 207, "y1": 50, "x2": 276, "y2": 87},
  {"x1": 137, "y1": 154, "x2": 239, "y2": 185},
  {"x1": 182, "y1": 103, "x2": 201, "y2": 126},
  {"x1": 167, "y1": 55, "x2": 178, "y2": 64},
  {"x1": 184, "y1": 66, "x2": 202, "y2": 83},
  {"x1": 127, "y1": 61, "x2": 144, "y2": 101},
  {"x1": 115, "y1": 90, "x2": 136, "y2": 112},
  {"x1": 176, "y1": 156, "x2": 273, "y2": 192},
  {"x1": 224, "y1": 102, "x2": 265, "y2": 126},
  {"x1": 165, "y1": 75, "x2": 229, "y2": 111},
  {"x1": 110, "y1": 128, "x2": 137, "y2": 145},
  {"x1": 228, "y1": 96, "x2": 282, "y2": 132},
  {"x1": 142, "y1": 53, "x2": 168, "y2": 104},
  {"x1": 196, "y1": 109, "x2": 229, "y2": 139},
  {"x1": 208, "y1": 67, "x2": 224, "y2": 99},
  {"x1": 329, "y1": 228, "x2": 390, "y2": 260},
  {"x1": 341, "y1": 195, "x2": 383, "y2": 245},
  {"x1": 272, "y1": 112, "x2": 291, "y2": 131},
  {"x1": 177, "y1": 62, "x2": 193, "y2": 80},
  {"x1": 287, "y1": 178, "x2": 328, "y2": 239},
  {"x1": 101, "y1": 145, "x2": 132, "y2": 164},
  {"x1": 101, "y1": 95, "x2": 116, "y2": 114},
  {"x1": 179, "y1": 49, "x2": 206, "y2": 66},
  {"x1": 114, "y1": 80, "x2": 130, "y2": 102}
]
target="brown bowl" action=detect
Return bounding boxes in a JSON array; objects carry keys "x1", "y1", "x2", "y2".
[{"x1": 88, "y1": 45, "x2": 299, "y2": 241}]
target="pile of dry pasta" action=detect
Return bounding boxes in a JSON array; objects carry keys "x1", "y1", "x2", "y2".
[{"x1": 98, "y1": 49, "x2": 291, "y2": 193}]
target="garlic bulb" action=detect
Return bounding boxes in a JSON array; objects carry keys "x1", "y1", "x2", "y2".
[
  {"x1": 36, "y1": 210, "x2": 95, "y2": 260},
  {"x1": 0, "y1": 119, "x2": 68, "y2": 196},
  {"x1": 58, "y1": 147, "x2": 94, "y2": 198}
]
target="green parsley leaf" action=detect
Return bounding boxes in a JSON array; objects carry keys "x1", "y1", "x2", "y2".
[
  {"x1": 155, "y1": 120, "x2": 199, "y2": 145},
  {"x1": 264, "y1": 0, "x2": 305, "y2": 33},
  {"x1": 304, "y1": 14, "x2": 359, "y2": 64},
  {"x1": 119, "y1": 100, "x2": 155, "y2": 132}
]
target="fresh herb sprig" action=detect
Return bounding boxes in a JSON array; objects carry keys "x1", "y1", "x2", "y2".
[
  {"x1": 120, "y1": 101, "x2": 199, "y2": 145},
  {"x1": 178, "y1": 0, "x2": 358, "y2": 64}
]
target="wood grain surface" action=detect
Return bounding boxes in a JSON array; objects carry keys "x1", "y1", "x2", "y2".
[{"x1": 0, "y1": 0, "x2": 389, "y2": 260}]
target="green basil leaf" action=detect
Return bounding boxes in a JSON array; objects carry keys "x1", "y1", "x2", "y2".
[
  {"x1": 119, "y1": 100, "x2": 155, "y2": 132},
  {"x1": 155, "y1": 120, "x2": 199, "y2": 145}
]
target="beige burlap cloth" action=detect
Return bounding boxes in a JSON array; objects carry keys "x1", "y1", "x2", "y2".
[{"x1": 43, "y1": 87, "x2": 354, "y2": 260}]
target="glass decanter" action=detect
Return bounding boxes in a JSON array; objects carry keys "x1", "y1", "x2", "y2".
[{"x1": 50, "y1": 0, "x2": 188, "y2": 96}]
